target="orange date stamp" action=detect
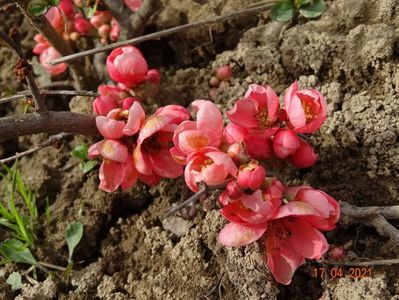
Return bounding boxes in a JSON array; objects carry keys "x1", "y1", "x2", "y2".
[{"x1": 311, "y1": 267, "x2": 373, "y2": 279}]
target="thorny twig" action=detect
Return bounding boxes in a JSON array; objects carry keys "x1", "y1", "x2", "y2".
[
  {"x1": 0, "y1": 30, "x2": 47, "y2": 113},
  {"x1": 0, "y1": 133, "x2": 72, "y2": 164},
  {"x1": 163, "y1": 180, "x2": 231, "y2": 218},
  {"x1": 13, "y1": 0, "x2": 92, "y2": 90},
  {"x1": 341, "y1": 202, "x2": 399, "y2": 248},
  {"x1": 48, "y1": 1, "x2": 276, "y2": 65},
  {"x1": 321, "y1": 258, "x2": 399, "y2": 266},
  {"x1": 0, "y1": 90, "x2": 99, "y2": 105},
  {"x1": 0, "y1": 112, "x2": 97, "y2": 142},
  {"x1": 129, "y1": 0, "x2": 160, "y2": 38}
]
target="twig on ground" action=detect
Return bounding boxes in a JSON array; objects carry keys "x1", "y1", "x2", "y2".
[
  {"x1": 13, "y1": 0, "x2": 92, "y2": 90},
  {"x1": 0, "y1": 133, "x2": 72, "y2": 164},
  {"x1": 0, "y1": 112, "x2": 97, "y2": 142},
  {"x1": 0, "y1": 30, "x2": 47, "y2": 113},
  {"x1": 370, "y1": 215, "x2": 399, "y2": 246},
  {"x1": 163, "y1": 180, "x2": 231, "y2": 218},
  {"x1": 341, "y1": 202, "x2": 399, "y2": 248},
  {"x1": 321, "y1": 258, "x2": 399, "y2": 266},
  {"x1": 340, "y1": 202, "x2": 399, "y2": 220},
  {"x1": 129, "y1": 0, "x2": 160, "y2": 38},
  {"x1": 39, "y1": 261, "x2": 68, "y2": 272},
  {"x1": 48, "y1": 2, "x2": 276, "y2": 65},
  {"x1": 0, "y1": 90, "x2": 99, "y2": 105}
]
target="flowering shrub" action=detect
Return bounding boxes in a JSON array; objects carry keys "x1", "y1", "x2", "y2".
[
  {"x1": 32, "y1": 0, "x2": 143, "y2": 76},
  {"x1": 88, "y1": 45, "x2": 340, "y2": 285}
]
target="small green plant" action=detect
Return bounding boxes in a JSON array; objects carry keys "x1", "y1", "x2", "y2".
[
  {"x1": 271, "y1": 0, "x2": 326, "y2": 22},
  {"x1": 6, "y1": 271, "x2": 23, "y2": 291},
  {"x1": 71, "y1": 144, "x2": 99, "y2": 174},
  {"x1": 27, "y1": 0, "x2": 60, "y2": 17},
  {"x1": 0, "y1": 163, "x2": 38, "y2": 246}
]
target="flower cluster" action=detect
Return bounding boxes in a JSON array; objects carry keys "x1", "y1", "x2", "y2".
[
  {"x1": 90, "y1": 46, "x2": 340, "y2": 285},
  {"x1": 33, "y1": 0, "x2": 142, "y2": 75}
]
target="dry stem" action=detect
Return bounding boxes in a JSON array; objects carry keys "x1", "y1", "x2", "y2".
[
  {"x1": 0, "y1": 112, "x2": 97, "y2": 142},
  {"x1": 48, "y1": 2, "x2": 276, "y2": 65},
  {"x1": 0, "y1": 133, "x2": 72, "y2": 164},
  {"x1": 13, "y1": 1, "x2": 92, "y2": 90},
  {"x1": 0, "y1": 90, "x2": 99, "y2": 105},
  {"x1": 0, "y1": 30, "x2": 47, "y2": 113}
]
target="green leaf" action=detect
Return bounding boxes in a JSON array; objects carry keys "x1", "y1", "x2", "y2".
[
  {"x1": 6, "y1": 272, "x2": 23, "y2": 291},
  {"x1": 49, "y1": 0, "x2": 60, "y2": 5},
  {"x1": 81, "y1": 161, "x2": 99, "y2": 174},
  {"x1": 0, "y1": 239, "x2": 38, "y2": 266},
  {"x1": 27, "y1": 0, "x2": 51, "y2": 17},
  {"x1": 84, "y1": 2, "x2": 98, "y2": 18},
  {"x1": 299, "y1": 0, "x2": 326, "y2": 18},
  {"x1": 271, "y1": 0, "x2": 295, "y2": 22},
  {"x1": 295, "y1": 0, "x2": 311, "y2": 7},
  {"x1": 71, "y1": 144, "x2": 89, "y2": 160},
  {"x1": 66, "y1": 222, "x2": 83, "y2": 263}
]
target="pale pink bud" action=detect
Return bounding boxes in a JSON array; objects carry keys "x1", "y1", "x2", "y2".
[
  {"x1": 110, "y1": 20, "x2": 120, "y2": 42},
  {"x1": 106, "y1": 46, "x2": 148, "y2": 87},
  {"x1": 227, "y1": 142, "x2": 248, "y2": 165},
  {"x1": 225, "y1": 181, "x2": 243, "y2": 199},
  {"x1": 39, "y1": 47, "x2": 68, "y2": 76},
  {"x1": 216, "y1": 65, "x2": 232, "y2": 81},
  {"x1": 144, "y1": 69, "x2": 160, "y2": 85},
  {"x1": 288, "y1": 138, "x2": 318, "y2": 168},
  {"x1": 329, "y1": 246, "x2": 345, "y2": 260},
  {"x1": 237, "y1": 160, "x2": 266, "y2": 190},
  {"x1": 124, "y1": 0, "x2": 142, "y2": 12},
  {"x1": 209, "y1": 76, "x2": 220, "y2": 87},
  {"x1": 273, "y1": 129, "x2": 300, "y2": 159},
  {"x1": 98, "y1": 24, "x2": 111, "y2": 38}
]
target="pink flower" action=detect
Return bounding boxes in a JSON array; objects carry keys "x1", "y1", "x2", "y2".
[
  {"x1": 88, "y1": 139, "x2": 137, "y2": 192},
  {"x1": 39, "y1": 47, "x2": 68, "y2": 76},
  {"x1": 93, "y1": 85, "x2": 130, "y2": 116},
  {"x1": 90, "y1": 11, "x2": 112, "y2": 28},
  {"x1": 277, "y1": 186, "x2": 340, "y2": 231},
  {"x1": 133, "y1": 105, "x2": 190, "y2": 180},
  {"x1": 224, "y1": 124, "x2": 274, "y2": 161},
  {"x1": 184, "y1": 147, "x2": 237, "y2": 192},
  {"x1": 124, "y1": 0, "x2": 142, "y2": 12},
  {"x1": 95, "y1": 101, "x2": 145, "y2": 139},
  {"x1": 106, "y1": 46, "x2": 148, "y2": 87},
  {"x1": 272, "y1": 129, "x2": 300, "y2": 159},
  {"x1": 287, "y1": 138, "x2": 318, "y2": 168},
  {"x1": 237, "y1": 160, "x2": 266, "y2": 190},
  {"x1": 171, "y1": 100, "x2": 223, "y2": 164},
  {"x1": 265, "y1": 218, "x2": 328, "y2": 285},
  {"x1": 227, "y1": 84, "x2": 280, "y2": 132},
  {"x1": 283, "y1": 81, "x2": 327, "y2": 133}
]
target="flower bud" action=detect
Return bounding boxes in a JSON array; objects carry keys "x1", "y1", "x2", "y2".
[
  {"x1": 216, "y1": 65, "x2": 232, "y2": 81},
  {"x1": 98, "y1": 24, "x2": 111, "y2": 38},
  {"x1": 237, "y1": 160, "x2": 266, "y2": 190},
  {"x1": 106, "y1": 46, "x2": 148, "y2": 87},
  {"x1": 329, "y1": 246, "x2": 345, "y2": 260},
  {"x1": 227, "y1": 142, "x2": 248, "y2": 165},
  {"x1": 273, "y1": 129, "x2": 300, "y2": 159},
  {"x1": 288, "y1": 138, "x2": 318, "y2": 168}
]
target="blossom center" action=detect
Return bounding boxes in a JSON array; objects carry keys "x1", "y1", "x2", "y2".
[
  {"x1": 200, "y1": 158, "x2": 214, "y2": 170},
  {"x1": 142, "y1": 136, "x2": 161, "y2": 153},
  {"x1": 301, "y1": 100, "x2": 318, "y2": 122},
  {"x1": 255, "y1": 108, "x2": 272, "y2": 130}
]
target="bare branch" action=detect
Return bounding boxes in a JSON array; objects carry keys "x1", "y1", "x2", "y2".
[
  {"x1": 0, "y1": 111, "x2": 97, "y2": 142},
  {"x1": 370, "y1": 215, "x2": 399, "y2": 246},
  {"x1": 48, "y1": 2, "x2": 276, "y2": 65},
  {"x1": 129, "y1": 0, "x2": 160, "y2": 38},
  {"x1": 321, "y1": 258, "x2": 399, "y2": 266},
  {"x1": 0, "y1": 90, "x2": 99, "y2": 105},
  {"x1": 13, "y1": 1, "x2": 93, "y2": 90},
  {"x1": 0, "y1": 30, "x2": 47, "y2": 113},
  {"x1": 0, "y1": 133, "x2": 72, "y2": 164},
  {"x1": 163, "y1": 180, "x2": 231, "y2": 218},
  {"x1": 340, "y1": 202, "x2": 399, "y2": 220}
]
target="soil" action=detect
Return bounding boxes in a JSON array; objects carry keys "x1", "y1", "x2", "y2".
[{"x1": 1, "y1": 0, "x2": 399, "y2": 299}]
